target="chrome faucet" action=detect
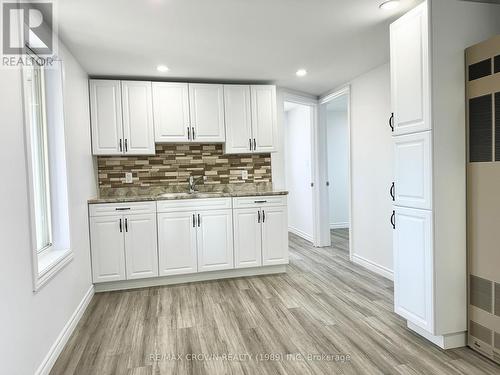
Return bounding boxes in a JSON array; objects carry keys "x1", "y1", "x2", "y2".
[{"x1": 188, "y1": 176, "x2": 205, "y2": 193}]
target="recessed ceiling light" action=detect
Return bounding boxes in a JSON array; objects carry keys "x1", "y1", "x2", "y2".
[
  {"x1": 157, "y1": 64, "x2": 169, "y2": 73},
  {"x1": 379, "y1": 0, "x2": 400, "y2": 10},
  {"x1": 296, "y1": 69, "x2": 307, "y2": 77}
]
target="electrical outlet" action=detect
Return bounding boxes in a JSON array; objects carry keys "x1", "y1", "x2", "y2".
[
  {"x1": 125, "y1": 172, "x2": 133, "y2": 183},
  {"x1": 241, "y1": 170, "x2": 248, "y2": 180}
]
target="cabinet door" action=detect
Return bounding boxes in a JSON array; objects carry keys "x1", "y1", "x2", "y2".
[
  {"x1": 157, "y1": 212, "x2": 198, "y2": 276},
  {"x1": 90, "y1": 215, "x2": 126, "y2": 283},
  {"x1": 251, "y1": 85, "x2": 277, "y2": 153},
  {"x1": 124, "y1": 213, "x2": 158, "y2": 280},
  {"x1": 233, "y1": 208, "x2": 262, "y2": 268},
  {"x1": 262, "y1": 206, "x2": 289, "y2": 266},
  {"x1": 393, "y1": 206, "x2": 433, "y2": 332},
  {"x1": 188, "y1": 84, "x2": 225, "y2": 142},
  {"x1": 152, "y1": 82, "x2": 190, "y2": 142},
  {"x1": 89, "y1": 80, "x2": 123, "y2": 155},
  {"x1": 121, "y1": 81, "x2": 155, "y2": 155},
  {"x1": 197, "y1": 209, "x2": 234, "y2": 272},
  {"x1": 223, "y1": 85, "x2": 253, "y2": 154},
  {"x1": 393, "y1": 131, "x2": 432, "y2": 209},
  {"x1": 390, "y1": 2, "x2": 430, "y2": 135}
]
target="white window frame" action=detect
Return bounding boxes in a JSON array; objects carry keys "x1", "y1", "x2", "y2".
[{"x1": 22, "y1": 53, "x2": 73, "y2": 292}]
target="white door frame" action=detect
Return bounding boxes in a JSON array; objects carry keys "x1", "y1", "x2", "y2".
[
  {"x1": 282, "y1": 91, "x2": 321, "y2": 246},
  {"x1": 318, "y1": 86, "x2": 353, "y2": 257}
]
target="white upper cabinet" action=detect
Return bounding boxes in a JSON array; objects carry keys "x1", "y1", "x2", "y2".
[
  {"x1": 233, "y1": 208, "x2": 262, "y2": 268},
  {"x1": 224, "y1": 85, "x2": 253, "y2": 154},
  {"x1": 188, "y1": 83, "x2": 225, "y2": 142},
  {"x1": 390, "y1": 2, "x2": 430, "y2": 136},
  {"x1": 90, "y1": 215, "x2": 126, "y2": 283},
  {"x1": 124, "y1": 213, "x2": 158, "y2": 280},
  {"x1": 89, "y1": 80, "x2": 123, "y2": 155},
  {"x1": 196, "y1": 209, "x2": 234, "y2": 272},
  {"x1": 121, "y1": 81, "x2": 155, "y2": 155},
  {"x1": 251, "y1": 85, "x2": 277, "y2": 152},
  {"x1": 152, "y1": 82, "x2": 190, "y2": 142},
  {"x1": 393, "y1": 131, "x2": 432, "y2": 210},
  {"x1": 393, "y1": 206, "x2": 433, "y2": 332}
]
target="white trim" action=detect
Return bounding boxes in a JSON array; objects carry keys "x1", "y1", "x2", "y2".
[
  {"x1": 94, "y1": 265, "x2": 287, "y2": 292},
  {"x1": 35, "y1": 285, "x2": 95, "y2": 375},
  {"x1": 318, "y1": 86, "x2": 353, "y2": 255},
  {"x1": 351, "y1": 254, "x2": 393, "y2": 281},
  {"x1": 407, "y1": 322, "x2": 466, "y2": 349},
  {"x1": 35, "y1": 249, "x2": 73, "y2": 291},
  {"x1": 329, "y1": 222, "x2": 349, "y2": 229},
  {"x1": 288, "y1": 226, "x2": 314, "y2": 242},
  {"x1": 282, "y1": 91, "x2": 320, "y2": 247}
]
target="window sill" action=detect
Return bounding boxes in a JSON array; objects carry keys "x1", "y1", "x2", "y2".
[{"x1": 34, "y1": 248, "x2": 73, "y2": 292}]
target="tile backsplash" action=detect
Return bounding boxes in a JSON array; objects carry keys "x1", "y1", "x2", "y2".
[{"x1": 97, "y1": 143, "x2": 272, "y2": 189}]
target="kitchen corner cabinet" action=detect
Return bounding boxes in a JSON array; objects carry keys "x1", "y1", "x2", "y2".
[
  {"x1": 224, "y1": 85, "x2": 277, "y2": 154},
  {"x1": 90, "y1": 80, "x2": 155, "y2": 155},
  {"x1": 89, "y1": 202, "x2": 158, "y2": 283},
  {"x1": 233, "y1": 196, "x2": 288, "y2": 268}
]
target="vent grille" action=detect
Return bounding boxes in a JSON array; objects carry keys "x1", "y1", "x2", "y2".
[
  {"x1": 470, "y1": 275, "x2": 493, "y2": 312},
  {"x1": 470, "y1": 321, "x2": 492, "y2": 345},
  {"x1": 495, "y1": 55, "x2": 500, "y2": 74},
  {"x1": 469, "y1": 95, "x2": 493, "y2": 162},
  {"x1": 469, "y1": 58, "x2": 492, "y2": 81}
]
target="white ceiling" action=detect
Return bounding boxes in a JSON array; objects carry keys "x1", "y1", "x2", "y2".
[{"x1": 56, "y1": 0, "x2": 421, "y2": 96}]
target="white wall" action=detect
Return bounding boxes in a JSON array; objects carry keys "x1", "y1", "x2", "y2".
[
  {"x1": 347, "y1": 63, "x2": 393, "y2": 276},
  {"x1": 0, "y1": 42, "x2": 96, "y2": 374},
  {"x1": 284, "y1": 105, "x2": 314, "y2": 241},
  {"x1": 326, "y1": 110, "x2": 349, "y2": 228}
]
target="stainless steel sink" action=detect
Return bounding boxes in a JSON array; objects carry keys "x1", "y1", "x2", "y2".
[{"x1": 156, "y1": 192, "x2": 224, "y2": 200}]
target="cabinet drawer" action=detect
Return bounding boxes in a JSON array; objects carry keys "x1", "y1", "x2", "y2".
[
  {"x1": 157, "y1": 198, "x2": 231, "y2": 213},
  {"x1": 89, "y1": 201, "x2": 156, "y2": 217},
  {"x1": 232, "y1": 195, "x2": 287, "y2": 209}
]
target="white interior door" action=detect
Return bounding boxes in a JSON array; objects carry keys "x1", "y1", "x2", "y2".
[
  {"x1": 390, "y1": 2, "x2": 430, "y2": 136},
  {"x1": 223, "y1": 85, "x2": 253, "y2": 153},
  {"x1": 188, "y1": 83, "x2": 225, "y2": 142},
  {"x1": 262, "y1": 206, "x2": 289, "y2": 266},
  {"x1": 393, "y1": 131, "x2": 432, "y2": 209},
  {"x1": 233, "y1": 208, "x2": 262, "y2": 268},
  {"x1": 251, "y1": 85, "x2": 277, "y2": 152},
  {"x1": 157, "y1": 212, "x2": 198, "y2": 276},
  {"x1": 89, "y1": 80, "x2": 123, "y2": 155},
  {"x1": 90, "y1": 215, "x2": 126, "y2": 282},
  {"x1": 393, "y1": 206, "x2": 433, "y2": 332},
  {"x1": 124, "y1": 213, "x2": 158, "y2": 280},
  {"x1": 121, "y1": 81, "x2": 155, "y2": 155},
  {"x1": 197, "y1": 209, "x2": 234, "y2": 272},
  {"x1": 152, "y1": 82, "x2": 190, "y2": 142}
]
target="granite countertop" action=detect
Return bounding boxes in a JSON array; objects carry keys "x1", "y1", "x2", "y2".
[{"x1": 88, "y1": 184, "x2": 288, "y2": 204}]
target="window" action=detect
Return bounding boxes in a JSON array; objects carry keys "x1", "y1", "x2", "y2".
[{"x1": 23, "y1": 56, "x2": 72, "y2": 291}]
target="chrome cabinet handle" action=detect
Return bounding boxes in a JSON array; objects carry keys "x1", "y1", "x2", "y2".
[
  {"x1": 115, "y1": 207, "x2": 130, "y2": 211},
  {"x1": 258, "y1": 210, "x2": 261, "y2": 223},
  {"x1": 119, "y1": 139, "x2": 123, "y2": 152},
  {"x1": 125, "y1": 218, "x2": 128, "y2": 232},
  {"x1": 254, "y1": 200, "x2": 267, "y2": 203},
  {"x1": 198, "y1": 214, "x2": 201, "y2": 227},
  {"x1": 124, "y1": 138, "x2": 128, "y2": 152},
  {"x1": 119, "y1": 218, "x2": 122, "y2": 232},
  {"x1": 390, "y1": 182, "x2": 395, "y2": 201},
  {"x1": 253, "y1": 138, "x2": 256, "y2": 150},
  {"x1": 192, "y1": 127, "x2": 195, "y2": 140},
  {"x1": 262, "y1": 210, "x2": 265, "y2": 223},
  {"x1": 389, "y1": 113, "x2": 394, "y2": 132},
  {"x1": 390, "y1": 210, "x2": 395, "y2": 229},
  {"x1": 187, "y1": 126, "x2": 191, "y2": 140},
  {"x1": 192, "y1": 214, "x2": 195, "y2": 227},
  {"x1": 249, "y1": 138, "x2": 252, "y2": 151}
]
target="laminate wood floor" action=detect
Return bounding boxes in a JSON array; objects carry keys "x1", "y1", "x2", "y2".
[{"x1": 51, "y1": 230, "x2": 500, "y2": 375}]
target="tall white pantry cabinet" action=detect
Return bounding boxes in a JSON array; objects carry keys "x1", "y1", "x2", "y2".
[{"x1": 390, "y1": 1, "x2": 466, "y2": 349}]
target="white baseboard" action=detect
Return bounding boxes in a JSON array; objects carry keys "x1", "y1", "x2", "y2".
[
  {"x1": 288, "y1": 226, "x2": 313, "y2": 242},
  {"x1": 351, "y1": 253, "x2": 393, "y2": 281},
  {"x1": 329, "y1": 222, "x2": 349, "y2": 229},
  {"x1": 35, "y1": 285, "x2": 94, "y2": 375},
  {"x1": 94, "y1": 264, "x2": 287, "y2": 293},
  {"x1": 407, "y1": 321, "x2": 466, "y2": 349}
]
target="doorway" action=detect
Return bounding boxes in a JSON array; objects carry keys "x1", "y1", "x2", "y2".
[
  {"x1": 283, "y1": 100, "x2": 316, "y2": 243},
  {"x1": 318, "y1": 87, "x2": 352, "y2": 253}
]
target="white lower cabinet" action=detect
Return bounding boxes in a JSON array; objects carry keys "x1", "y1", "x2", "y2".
[
  {"x1": 157, "y1": 211, "x2": 198, "y2": 276},
  {"x1": 89, "y1": 202, "x2": 158, "y2": 283},
  {"x1": 393, "y1": 206, "x2": 433, "y2": 332},
  {"x1": 233, "y1": 208, "x2": 262, "y2": 268},
  {"x1": 197, "y1": 209, "x2": 234, "y2": 272},
  {"x1": 90, "y1": 215, "x2": 126, "y2": 283},
  {"x1": 261, "y1": 206, "x2": 289, "y2": 266}
]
